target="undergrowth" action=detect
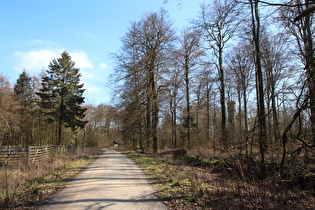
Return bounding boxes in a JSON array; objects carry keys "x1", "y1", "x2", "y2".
[
  {"x1": 0, "y1": 147, "x2": 101, "y2": 209},
  {"x1": 125, "y1": 150, "x2": 315, "y2": 209}
]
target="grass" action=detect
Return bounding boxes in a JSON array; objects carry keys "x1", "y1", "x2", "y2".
[
  {"x1": 125, "y1": 151, "x2": 206, "y2": 209},
  {"x1": 0, "y1": 147, "x2": 101, "y2": 209},
  {"x1": 124, "y1": 150, "x2": 315, "y2": 209},
  {"x1": 2, "y1": 148, "x2": 314, "y2": 209}
]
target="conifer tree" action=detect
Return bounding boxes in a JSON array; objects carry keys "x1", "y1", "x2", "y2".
[
  {"x1": 14, "y1": 70, "x2": 35, "y2": 109},
  {"x1": 37, "y1": 51, "x2": 87, "y2": 145},
  {"x1": 14, "y1": 70, "x2": 36, "y2": 144}
]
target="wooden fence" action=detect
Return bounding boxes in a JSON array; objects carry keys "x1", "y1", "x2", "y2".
[{"x1": 0, "y1": 145, "x2": 67, "y2": 164}]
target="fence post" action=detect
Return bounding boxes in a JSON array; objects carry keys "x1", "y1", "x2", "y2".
[{"x1": 27, "y1": 145, "x2": 29, "y2": 163}]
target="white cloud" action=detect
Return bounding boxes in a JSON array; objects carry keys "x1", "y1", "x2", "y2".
[
  {"x1": 99, "y1": 62, "x2": 107, "y2": 69},
  {"x1": 81, "y1": 70, "x2": 96, "y2": 80},
  {"x1": 14, "y1": 48, "x2": 94, "y2": 73},
  {"x1": 69, "y1": 50, "x2": 94, "y2": 69},
  {"x1": 13, "y1": 48, "x2": 105, "y2": 103},
  {"x1": 13, "y1": 49, "x2": 61, "y2": 73},
  {"x1": 83, "y1": 82, "x2": 101, "y2": 94}
]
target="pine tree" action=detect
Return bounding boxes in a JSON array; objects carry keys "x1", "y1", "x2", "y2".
[
  {"x1": 14, "y1": 70, "x2": 36, "y2": 145},
  {"x1": 14, "y1": 69, "x2": 35, "y2": 110},
  {"x1": 37, "y1": 51, "x2": 87, "y2": 145}
]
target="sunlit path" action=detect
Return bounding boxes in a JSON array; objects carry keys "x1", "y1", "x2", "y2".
[{"x1": 40, "y1": 149, "x2": 166, "y2": 210}]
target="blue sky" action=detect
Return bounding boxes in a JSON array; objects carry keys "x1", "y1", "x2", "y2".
[{"x1": 0, "y1": 0, "x2": 201, "y2": 105}]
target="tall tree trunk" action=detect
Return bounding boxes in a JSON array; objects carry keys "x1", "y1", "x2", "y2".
[
  {"x1": 250, "y1": 0, "x2": 267, "y2": 173},
  {"x1": 171, "y1": 96, "x2": 177, "y2": 147},
  {"x1": 304, "y1": 0, "x2": 315, "y2": 145},
  {"x1": 267, "y1": 91, "x2": 272, "y2": 143},
  {"x1": 185, "y1": 64, "x2": 191, "y2": 148},
  {"x1": 146, "y1": 91, "x2": 151, "y2": 150},
  {"x1": 152, "y1": 70, "x2": 159, "y2": 153},
  {"x1": 227, "y1": 100, "x2": 236, "y2": 148},
  {"x1": 243, "y1": 89, "x2": 249, "y2": 156},
  {"x1": 237, "y1": 88, "x2": 242, "y2": 136},
  {"x1": 171, "y1": 110, "x2": 176, "y2": 147},
  {"x1": 206, "y1": 86, "x2": 211, "y2": 145},
  {"x1": 140, "y1": 120, "x2": 144, "y2": 152},
  {"x1": 213, "y1": 101, "x2": 217, "y2": 153},
  {"x1": 219, "y1": 45, "x2": 227, "y2": 149},
  {"x1": 271, "y1": 85, "x2": 281, "y2": 143}
]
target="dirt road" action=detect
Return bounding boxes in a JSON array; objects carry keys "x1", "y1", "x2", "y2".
[{"x1": 40, "y1": 149, "x2": 167, "y2": 210}]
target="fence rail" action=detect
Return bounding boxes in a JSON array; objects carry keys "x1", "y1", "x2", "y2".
[{"x1": 0, "y1": 145, "x2": 67, "y2": 164}]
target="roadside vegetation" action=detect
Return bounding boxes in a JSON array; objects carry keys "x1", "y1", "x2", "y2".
[
  {"x1": 0, "y1": 147, "x2": 101, "y2": 209},
  {"x1": 1, "y1": 1, "x2": 315, "y2": 209},
  {"x1": 125, "y1": 149, "x2": 315, "y2": 209}
]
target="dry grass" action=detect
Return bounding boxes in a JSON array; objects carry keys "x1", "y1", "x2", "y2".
[
  {"x1": 0, "y1": 147, "x2": 101, "y2": 209},
  {"x1": 125, "y1": 150, "x2": 315, "y2": 210},
  {"x1": 170, "y1": 163, "x2": 314, "y2": 209}
]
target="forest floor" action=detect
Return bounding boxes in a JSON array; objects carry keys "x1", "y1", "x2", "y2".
[
  {"x1": 125, "y1": 149, "x2": 315, "y2": 209},
  {"x1": 1, "y1": 148, "x2": 314, "y2": 209}
]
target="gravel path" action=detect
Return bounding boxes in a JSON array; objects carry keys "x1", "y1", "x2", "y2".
[{"x1": 40, "y1": 149, "x2": 167, "y2": 210}]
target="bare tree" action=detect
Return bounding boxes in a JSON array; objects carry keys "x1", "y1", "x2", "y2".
[
  {"x1": 0, "y1": 74, "x2": 19, "y2": 145},
  {"x1": 227, "y1": 42, "x2": 255, "y2": 155},
  {"x1": 249, "y1": 0, "x2": 267, "y2": 172},
  {"x1": 163, "y1": 56, "x2": 184, "y2": 148},
  {"x1": 178, "y1": 28, "x2": 205, "y2": 147},
  {"x1": 113, "y1": 31, "x2": 148, "y2": 151},
  {"x1": 280, "y1": 0, "x2": 315, "y2": 146},
  {"x1": 202, "y1": 64, "x2": 216, "y2": 149},
  {"x1": 196, "y1": 0, "x2": 240, "y2": 149},
  {"x1": 190, "y1": 61, "x2": 217, "y2": 149},
  {"x1": 113, "y1": 9, "x2": 175, "y2": 153},
  {"x1": 260, "y1": 29, "x2": 291, "y2": 144}
]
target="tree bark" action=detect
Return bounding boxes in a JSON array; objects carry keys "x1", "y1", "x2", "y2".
[
  {"x1": 304, "y1": 0, "x2": 315, "y2": 145},
  {"x1": 152, "y1": 68, "x2": 159, "y2": 153},
  {"x1": 250, "y1": 0, "x2": 267, "y2": 173},
  {"x1": 185, "y1": 63, "x2": 191, "y2": 148},
  {"x1": 206, "y1": 86, "x2": 211, "y2": 145},
  {"x1": 219, "y1": 45, "x2": 227, "y2": 149}
]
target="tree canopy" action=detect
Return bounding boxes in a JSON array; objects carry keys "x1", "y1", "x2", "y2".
[{"x1": 37, "y1": 51, "x2": 87, "y2": 145}]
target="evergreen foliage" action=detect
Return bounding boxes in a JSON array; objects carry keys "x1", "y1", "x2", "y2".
[
  {"x1": 14, "y1": 69, "x2": 35, "y2": 109},
  {"x1": 37, "y1": 51, "x2": 87, "y2": 145},
  {"x1": 14, "y1": 70, "x2": 37, "y2": 145}
]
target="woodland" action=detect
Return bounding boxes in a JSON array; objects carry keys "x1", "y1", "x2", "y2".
[
  {"x1": 1, "y1": 0, "x2": 315, "y2": 206},
  {"x1": 112, "y1": 0, "x2": 315, "y2": 180}
]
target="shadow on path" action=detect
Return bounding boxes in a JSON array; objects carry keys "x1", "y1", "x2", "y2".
[{"x1": 40, "y1": 149, "x2": 167, "y2": 210}]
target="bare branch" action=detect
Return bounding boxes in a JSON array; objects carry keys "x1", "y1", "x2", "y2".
[{"x1": 294, "y1": 6, "x2": 315, "y2": 21}]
